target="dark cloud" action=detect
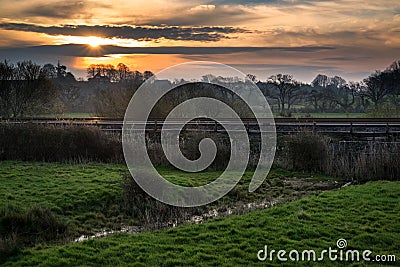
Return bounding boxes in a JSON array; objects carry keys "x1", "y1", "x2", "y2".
[
  {"x1": 0, "y1": 22, "x2": 249, "y2": 42},
  {"x1": 21, "y1": 0, "x2": 110, "y2": 19},
  {"x1": 0, "y1": 44, "x2": 334, "y2": 59},
  {"x1": 320, "y1": 57, "x2": 372, "y2": 61}
]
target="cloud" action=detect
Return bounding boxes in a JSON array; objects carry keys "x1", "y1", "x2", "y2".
[
  {"x1": 18, "y1": 0, "x2": 111, "y2": 19},
  {"x1": 207, "y1": 0, "x2": 332, "y2": 6},
  {"x1": 208, "y1": 0, "x2": 279, "y2": 5},
  {"x1": 0, "y1": 44, "x2": 334, "y2": 58},
  {"x1": 22, "y1": 1, "x2": 105, "y2": 18},
  {"x1": 256, "y1": 27, "x2": 394, "y2": 48},
  {"x1": 0, "y1": 23, "x2": 249, "y2": 42},
  {"x1": 319, "y1": 57, "x2": 372, "y2": 61},
  {"x1": 145, "y1": 4, "x2": 260, "y2": 26}
]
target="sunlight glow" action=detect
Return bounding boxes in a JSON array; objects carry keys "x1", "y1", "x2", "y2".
[
  {"x1": 52, "y1": 35, "x2": 148, "y2": 47},
  {"x1": 86, "y1": 36, "x2": 102, "y2": 47}
]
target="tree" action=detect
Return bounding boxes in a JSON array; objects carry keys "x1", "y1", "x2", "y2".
[
  {"x1": 143, "y1": 70, "x2": 154, "y2": 80},
  {"x1": 0, "y1": 60, "x2": 15, "y2": 118},
  {"x1": 384, "y1": 60, "x2": 400, "y2": 106},
  {"x1": 56, "y1": 61, "x2": 67, "y2": 78},
  {"x1": 309, "y1": 74, "x2": 358, "y2": 112},
  {"x1": 0, "y1": 61, "x2": 60, "y2": 118},
  {"x1": 117, "y1": 63, "x2": 129, "y2": 81},
  {"x1": 362, "y1": 71, "x2": 390, "y2": 109},
  {"x1": 267, "y1": 74, "x2": 302, "y2": 114},
  {"x1": 246, "y1": 74, "x2": 257, "y2": 83},
  {"x1": 104, "y1": 64, "x2": 117, "y2": 82},
  {"x1": 87, "y1": 64, "x2": 97, "y2": 79},
  {"x1": 42, "y1": 63, "x2": 57, "y2": 79},
  {"x1": 329, "y1": 82, "x2": 356, "y2": 113}
]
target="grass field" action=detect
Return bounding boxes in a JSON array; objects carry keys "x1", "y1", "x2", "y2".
[
  {"x1": 3, "y1": 181, "x2": 399, "y2": 266},
  {"x1": 0, "y1": 161, "x2": 339, "y2": 238},
  {"x1": 289, "y1": 113, "x2": 365, "y2": 118}
]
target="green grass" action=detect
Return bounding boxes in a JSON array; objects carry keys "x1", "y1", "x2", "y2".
[
  {"x1": 0, "y1": 162, "x2": 128, "y2": 235},
  {"x1": 0, "y1": 162, "x2": 337, "y2": 237},
  {"x1": 3, "y1": 181, "x2": 399, "y2": 266}
]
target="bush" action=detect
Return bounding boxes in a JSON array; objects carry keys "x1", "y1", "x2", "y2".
[
  {"x1": 283, "y1": 131, "x2": 329, "y2": 172},
  {"x1": 121, "y1": 175, "x2": 202, "y2": 228},
  {"x1": 145, "y1": 131, "x2": 231, "y2": 170},
  {"x1": 0, "y1": 123, "x2": 123, "y2": 162},
  {"x1": 180, "y1": 132, "x2": 231, "y2": 170}
]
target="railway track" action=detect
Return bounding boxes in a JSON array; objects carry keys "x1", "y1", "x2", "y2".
[{"x1": 2, "y1": 117, "x2": 400, "y2": 137}]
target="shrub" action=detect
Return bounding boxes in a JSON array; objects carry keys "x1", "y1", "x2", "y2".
[
  {"x1": 121, "y1": 175, "x2": 202, "y2": 228},
  {"x1": 180, "y1": 132, "x2": 231, "y2": 171},
  {"x1": 283, "y1": 131, "x2": 329, "y2": 172},
  {"x1": 0, "y1": 123, "x2": 123, "y2": 162}
]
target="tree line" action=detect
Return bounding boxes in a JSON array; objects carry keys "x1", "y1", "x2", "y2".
[
  {"x1": 256, "y1": 61, "x2": 400, "y2": 116},
  {"x1": 89, "y1": 60, "x2": 400, "y2": 117},
  {"x1": 0, "y1": 59, "x2": 399, "y2": 118},
  {"x1": 0, "y1": 61, "x2": 155, "y2": 118}
]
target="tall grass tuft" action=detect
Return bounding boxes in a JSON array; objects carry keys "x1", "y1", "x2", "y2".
[
  {"x1": 329, "y1": 142, "x2": 400, "y2": 182},
  {"x1": 0, "y1": 205, "x2": 68, "y2": 262},
  {"x1": 277, "y1": 130, "x2": 400, "y2": 182}
]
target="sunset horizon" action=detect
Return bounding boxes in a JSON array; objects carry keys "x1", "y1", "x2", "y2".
[{"x1": 1, "y1": 0, "x2": 399, "y2": 82}]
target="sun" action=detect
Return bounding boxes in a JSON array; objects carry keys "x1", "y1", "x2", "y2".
[{"x1": 86, "y1": 36, "x2": 103, "y2": 48}]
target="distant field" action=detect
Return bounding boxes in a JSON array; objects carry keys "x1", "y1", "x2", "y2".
[
  {"x1": 34, "y1": 113, "x2": 96, "y2": 118},
  {"x1": 4, "y1": 181, "x2": 399, "y2": 266},
  {"x1": 277, "y1": 113, "x2": 365, "y2": 118}
]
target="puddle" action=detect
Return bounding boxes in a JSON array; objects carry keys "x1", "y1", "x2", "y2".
[{"x1": 74, "y1": 198, "x2": 281, "y2": 243}]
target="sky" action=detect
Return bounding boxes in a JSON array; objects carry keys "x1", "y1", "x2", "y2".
[{"x1": 0, "y1": 0, "x2": 399, "y2": 82}]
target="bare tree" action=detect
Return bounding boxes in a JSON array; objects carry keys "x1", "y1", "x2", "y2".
[
  {"x1": 329, "y1": 82, "x2": 356, "y2": 113},
  {"x1": 362, "y1": 71, "x2": 390, "y2": 109},
  {"x1": 0, "y1": 61, "x2": 60, "y2": 118},
  {"x1": 267, "y1": 74, "x2": 302, "y2": 114}
]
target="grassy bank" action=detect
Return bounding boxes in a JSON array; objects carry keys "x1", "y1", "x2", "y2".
[
  {"x1": 0, "y1": 162, "x2": 339, "y2": 239},
  {"x1": 3, "y1": 181, "x2": 399, "y2": 266}
]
